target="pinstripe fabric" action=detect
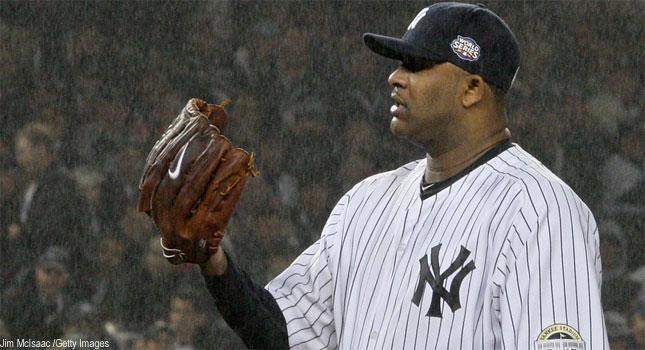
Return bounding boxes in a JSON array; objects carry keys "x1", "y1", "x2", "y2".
[{"x1": 266, "y1": 144, "x2": 608, "y2": 349}]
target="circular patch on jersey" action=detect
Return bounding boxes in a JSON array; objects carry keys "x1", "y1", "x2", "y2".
[{"x1": 534, "y1": 324, "x2": 585, "y2": 350}]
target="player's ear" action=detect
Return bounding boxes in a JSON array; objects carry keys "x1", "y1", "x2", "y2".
[{"x1": 461, "y1": 75, "x2": 485, "y2": 108}]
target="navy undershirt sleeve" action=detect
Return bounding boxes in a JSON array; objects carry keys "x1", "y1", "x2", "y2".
[{"x1": 202, "y1": 252, "x2": 289, "y2": 349}]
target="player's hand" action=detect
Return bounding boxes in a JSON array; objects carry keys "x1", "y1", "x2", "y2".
[
  {"x1": 137, "y1": 98, "x2": 258, "y2": 264},
  {"x1": 200, "y1": 247, "x2": 229, "y2": 276}
]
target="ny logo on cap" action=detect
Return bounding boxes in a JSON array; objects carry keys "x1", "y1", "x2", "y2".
[{"x1": 407, "y1": 7, "x2": 429, "y2": 30}]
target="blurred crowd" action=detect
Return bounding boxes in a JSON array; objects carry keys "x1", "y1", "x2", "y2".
[{"x1": 0, "y1": 1, "x2": 643, "y2": 349}]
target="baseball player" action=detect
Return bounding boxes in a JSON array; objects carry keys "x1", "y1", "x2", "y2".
[{"x1": 138, "y1": 2, "x2": 608, "y2": 349}]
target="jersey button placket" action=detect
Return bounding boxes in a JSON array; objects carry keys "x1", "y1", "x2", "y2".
[
  {"x1": 368, "y1": 330, "x2": 378, "y2": 345},
  {"x1": 397, "y1": 242, "x2": 406, "y2": 254}
]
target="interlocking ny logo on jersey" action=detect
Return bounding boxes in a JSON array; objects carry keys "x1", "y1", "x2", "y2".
[{"x1": 412, "y1": 244, "x2": 475, "y2": 318}]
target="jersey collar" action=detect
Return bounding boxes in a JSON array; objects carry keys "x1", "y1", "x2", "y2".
[{"x1": 419, "y1": 139, "x2": 513, "y2": 200}]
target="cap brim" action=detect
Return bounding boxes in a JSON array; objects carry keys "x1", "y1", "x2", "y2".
[{"x1": 363, "y1": 33, "x2": 440, "y2": 62}]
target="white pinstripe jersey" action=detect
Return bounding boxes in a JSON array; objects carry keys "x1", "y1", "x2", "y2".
[{"x1": 266, "y1": 143, "x2": 608, "y2": 349}]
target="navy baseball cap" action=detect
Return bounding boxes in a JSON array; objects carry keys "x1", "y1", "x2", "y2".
[{"x1": 363, "y1": 2, "x2": 520, "y2": 92}]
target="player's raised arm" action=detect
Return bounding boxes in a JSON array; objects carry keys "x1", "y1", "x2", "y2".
[
  {"x1": 136, "y1": 98, "x2": 289, "y2": 349},
  {"x1": 200, "y1": 247, "x2": 290, "y2": 349},
  {"x1": 137, "y1": 98, "x2": 258, "y2": 265}
]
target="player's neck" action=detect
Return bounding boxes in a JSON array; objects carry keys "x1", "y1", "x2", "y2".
[{"x1": 424, "y1": 128, "x2": 511, "y2": 184}]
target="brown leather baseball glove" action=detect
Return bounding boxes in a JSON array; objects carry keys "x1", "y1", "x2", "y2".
[{"x1": 137, "y1": 98, "x2": 258, "y2": 264}]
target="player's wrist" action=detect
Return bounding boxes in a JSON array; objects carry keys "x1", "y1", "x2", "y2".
[{"x1": 200, "y1": 248, "x2": 228, "y2": 276}]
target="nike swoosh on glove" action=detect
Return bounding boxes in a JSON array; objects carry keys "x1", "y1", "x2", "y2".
[{"x1": 138, "y1": 98, "x2": 258, "y2": 264}]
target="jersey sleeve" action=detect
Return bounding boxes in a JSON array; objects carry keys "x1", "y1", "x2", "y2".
[
  {"x1": 202, "y1": 252, "x2": 289, "y2": 349},
  {"x1": 493, "y1": 185, "x2": 608, "y2": 350},
  {"x1": 265, "y1": 193, "x2": 349, "y2": 349}
]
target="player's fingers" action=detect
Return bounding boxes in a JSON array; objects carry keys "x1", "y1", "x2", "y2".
[
  {"x1": 187, "y1": 174, "x2": 249, "y2": 241},
  {"x1": 155, "y1": 116, "x2": 210, "y2": 170},
  {"x1": 205, "y1": 101, "x2": 230, "y2": 132},
  {"x1": 151, "y1": 130, "x2": 212, "y2": 233},
  {"x1": 140, "y1": 105, "x2": 193, "y2": 185},
  {"x1": 159, "y1": 130, "x2": 214, "y2": 206},
  {"x1": 185, "y1": 149, "x2": 253, "y2": 237},
  {"x1": 172, "y1": 133, "x2": 232, "y2": 221},
  {"x1": 192, "y1": 98, "x2": 230, "y2": 132},
  {"x1": 138, "y1": 116, "x2": 209, "y2": 213},
  {"x1": 139, "y1": 119, "x2": 201, "y2": 213},
  {"x1": 210, "y1": 173, "x2": 249, "y2": 227},
  {"x1": 210, "y1": 148, "x2": 254, "y2": 190}
]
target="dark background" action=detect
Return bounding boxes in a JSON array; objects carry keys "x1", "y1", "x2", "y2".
[{"x1": 0, "y1": 1, "x2": 643, "y2": 348}]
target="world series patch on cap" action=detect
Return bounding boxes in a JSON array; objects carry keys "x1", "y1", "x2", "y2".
[
  {"x1": 363, "y1": 2, "x2": 520, "y2": 92},
  {"x1": 450, "y1": 35, "x2": 481, "y2": 61}
]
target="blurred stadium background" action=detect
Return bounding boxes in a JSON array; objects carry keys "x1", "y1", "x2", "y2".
[{"x1": 0, "y1": 1, "x2": 642, "y2": 348}]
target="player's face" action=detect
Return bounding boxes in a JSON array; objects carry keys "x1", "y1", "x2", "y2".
[{"x1": 388, "y1": 59, "x2": 462, "y2": 152}]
